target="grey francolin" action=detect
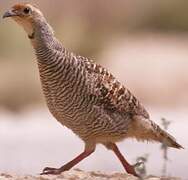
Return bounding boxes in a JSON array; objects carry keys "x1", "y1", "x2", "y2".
[{"x1": 3, "y1": 3, "x2": 183, "y2": 177}]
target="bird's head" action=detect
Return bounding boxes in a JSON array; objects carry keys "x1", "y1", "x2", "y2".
[{"x1": 3, "y1": 3, "x2": 47, "y2": 39}]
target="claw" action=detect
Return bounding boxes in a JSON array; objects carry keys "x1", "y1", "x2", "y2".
[{"x1": 40, "y1": 167, "x2": 61, "y2": 175}]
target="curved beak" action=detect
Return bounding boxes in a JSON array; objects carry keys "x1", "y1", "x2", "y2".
[{"x1": 3, "y1": 10, "x2": 17, "y2": 19}]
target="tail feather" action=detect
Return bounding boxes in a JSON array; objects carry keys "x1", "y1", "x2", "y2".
[
  {"x1": 157, "y1": 126, "x2": 183, "y2": 149},
  {"x1": 129, "y1": 116, "x2": 183, "y2": 149}
]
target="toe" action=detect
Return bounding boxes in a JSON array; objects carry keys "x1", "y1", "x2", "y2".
[{"x1": 40, "y1": 167, "x2": 60, "y2": 175}]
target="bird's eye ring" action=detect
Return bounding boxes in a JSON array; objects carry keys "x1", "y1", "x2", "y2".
[{"x1": 23, "y1": 7, "x2": 30, "y2": 14}]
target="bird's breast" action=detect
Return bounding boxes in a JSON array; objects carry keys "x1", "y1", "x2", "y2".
[{"x1": 38, "y1": 60, "x2": 93, "y2": 128}]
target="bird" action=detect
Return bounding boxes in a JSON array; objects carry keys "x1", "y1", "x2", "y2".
[{"x1": 3, "y1": 3, "x2": 183, "y2": 177}]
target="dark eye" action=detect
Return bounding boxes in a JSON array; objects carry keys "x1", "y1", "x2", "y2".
[{"x1": 23, "y1": 7, "x2": 30, "y2": 14}]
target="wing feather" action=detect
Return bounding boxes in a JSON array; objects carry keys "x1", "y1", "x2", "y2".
[{"x1": 77, "y1": 55, "x2": 150, "y2": 119}]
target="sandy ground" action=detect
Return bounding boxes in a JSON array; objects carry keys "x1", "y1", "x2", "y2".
[{"x1": 0, "y1": 169, "x2": 181, "y2": 180}]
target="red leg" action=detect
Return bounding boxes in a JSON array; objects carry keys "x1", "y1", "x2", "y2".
[
  {"x1": 41, "y1": 149, "x2": 94, "y2": 175},
  {"x1": 105, "y1": 143, "x2": 138, "y2": 177}
]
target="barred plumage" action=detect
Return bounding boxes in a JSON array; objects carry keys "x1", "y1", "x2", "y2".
[
  {"x1": 3, "y1": 3, "x2": 183, "y2": 177},
  {"x1": 36, "y1": 41, "x2": 148, "y2": 142}
]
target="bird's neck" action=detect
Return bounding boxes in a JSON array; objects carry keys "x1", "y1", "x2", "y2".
[{"x1": 30, "y1": 19, "x2": 64, "y2": 62}]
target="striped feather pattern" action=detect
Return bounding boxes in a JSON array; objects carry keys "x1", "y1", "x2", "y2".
[{"x1": 32, "y1": 31, "x2": 149, "y2": 143}]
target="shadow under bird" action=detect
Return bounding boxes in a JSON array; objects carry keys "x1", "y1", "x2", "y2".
[{"x1": 3, "y1": 3, "x2": 183, "y2": 177}]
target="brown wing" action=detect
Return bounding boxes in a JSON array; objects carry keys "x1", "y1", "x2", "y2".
[{"x1": 78, "y1": 55, "x2": 150, "y2": 119}]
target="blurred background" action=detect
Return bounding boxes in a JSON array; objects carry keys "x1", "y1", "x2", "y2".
[{"x1": 0, "y1": 0, "x2": 188, "y2": 178}]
